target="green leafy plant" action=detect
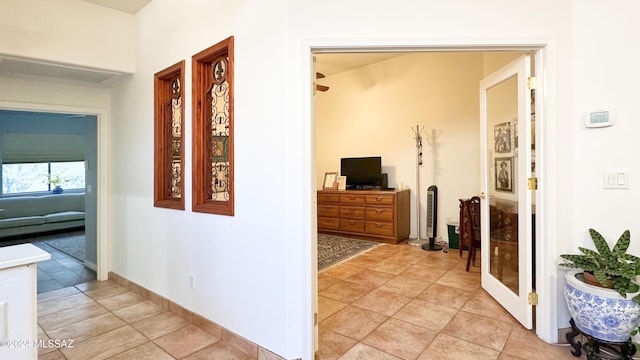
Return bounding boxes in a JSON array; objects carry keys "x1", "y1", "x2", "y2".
[
  {"x1": 46, "y1": 174, "x2": 69, "y2": 187},
  {"x1": 560, "y1": 228, "x2": 640, "y2": 304}
]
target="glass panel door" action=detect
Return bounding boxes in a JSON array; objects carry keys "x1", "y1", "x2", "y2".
[{"x1": 480, "y1": 55, "x2": 534, "y2": 329}]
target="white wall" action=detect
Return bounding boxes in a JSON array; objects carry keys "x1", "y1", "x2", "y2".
[
  {"x1": 315, "y1": 52, "x2": 482, "y2": 240},
  {"x1": 556, "y1": 0, "x2": 640, "y2": 327},
  {"x1": 0, "y1": 76, "x2": 110, "y2": 109},
  {"x1": 109, "y1": 0, "x2": 294, "y2": 357}
]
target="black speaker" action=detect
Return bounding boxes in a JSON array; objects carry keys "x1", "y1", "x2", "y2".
[{"x1": 380, "y1": 173, "x2": 388, "y2": 190}]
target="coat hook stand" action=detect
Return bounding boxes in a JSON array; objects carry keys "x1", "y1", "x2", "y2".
[{"x1": 408, "y1": 124, "x2": 429, "y2": 247}]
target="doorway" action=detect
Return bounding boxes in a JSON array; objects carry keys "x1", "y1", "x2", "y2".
[
  {"x1": 0, "y1": 109, "x2": 99, "y2": 291},
  {"x1": 308, "y1": 42, "x2": 554, "y2": 356},
  {"x1": 0, "y1": 103, "x2": 111, "y2": 281}
]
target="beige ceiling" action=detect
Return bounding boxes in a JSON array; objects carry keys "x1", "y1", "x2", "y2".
[
  {"x1": 315, "y1": 53, "x2": 406, "y2": 76},
  {"x1": 79, "y1": 0, "x2": 152, "y2": 14}
]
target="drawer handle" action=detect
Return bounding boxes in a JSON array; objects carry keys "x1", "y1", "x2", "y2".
[
  {"x1": 349, "y1": 221, "x2": 356, "y2": 225},
  {"x1": 376, "y1": 197, "x2": 383, "y2": 201},
  {"x1": 375, "y1": 223, "x2": 383, "y2": 228},
  {"x1": 375, "y1": 209, "x2": 384, "y2": 214},
  {"x1": 349, "y1": 196, "x2": 356, "y2": 200},
  {"x1": 348, "y1": 208, "x2": 355, "y2": 212}
]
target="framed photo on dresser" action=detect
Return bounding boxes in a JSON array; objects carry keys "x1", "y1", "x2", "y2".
[
  {"x1": 336, "y1": 176, "x2": 347, "y2": 190},
  {"x1": 323, "y1": 172, "x2": 338, "y2": 189}
]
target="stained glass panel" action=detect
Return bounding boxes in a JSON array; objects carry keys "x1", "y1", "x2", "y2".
[
  {"x1": 192, "y1": 36, "x2": 234, "y2": 216},
  {"x1": 154, "y1": 61, "x2": 185, "y2": 210}
]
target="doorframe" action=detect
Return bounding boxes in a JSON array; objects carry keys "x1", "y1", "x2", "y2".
[
  {"x1": 302, "y1": 37, "x2": 558, "y2": 356},
  {"x1": 0, "y1": 100, "x2": 111, "y2": 281}
]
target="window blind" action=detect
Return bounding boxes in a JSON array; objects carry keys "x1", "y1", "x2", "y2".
[{"x1": 2, "y1": 133, "x2": 85, "y2": 163}]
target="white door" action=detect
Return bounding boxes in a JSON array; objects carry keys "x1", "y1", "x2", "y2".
[{"x1": 479, "y1": 55, "x2": 534, "y2": 328}]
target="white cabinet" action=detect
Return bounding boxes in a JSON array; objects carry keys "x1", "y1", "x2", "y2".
[{"x1": 0, "y1": 244, "x2": 50, "y2": 360}]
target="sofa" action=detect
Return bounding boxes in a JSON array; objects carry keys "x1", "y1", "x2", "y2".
[{"x1": 0, "y1": 193, "x2": 85, "y2": 238}]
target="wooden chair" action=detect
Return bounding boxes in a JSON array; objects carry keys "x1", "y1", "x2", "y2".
[{"x1": 459, "y1": 197, "x2": 481, "y2": 271}]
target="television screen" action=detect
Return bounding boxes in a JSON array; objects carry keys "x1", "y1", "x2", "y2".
[{"x1": 340, "y1": 156, "x2": 382, "y2": 189}]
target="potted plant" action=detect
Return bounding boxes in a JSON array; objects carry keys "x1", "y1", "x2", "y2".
[
  {"x1": 47, "y1": 174, "x2": 69, "y2": 194},
  {"x1": 560, "y1": 228, "x2": 640, "y2": 343}
]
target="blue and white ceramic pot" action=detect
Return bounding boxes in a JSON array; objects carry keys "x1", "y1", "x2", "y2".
[{"x1": 564, "y1": 270, "x2": 640, "y2": 342}]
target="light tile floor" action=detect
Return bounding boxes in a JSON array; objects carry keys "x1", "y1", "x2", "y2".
[
  {"x1": 29, "y1": 236, "x2": 584, "y2": 359},
  {"x1": 34, "y1": 241, "x2": 97, "y2": 294},
  {"x1": 18, "y1": 232, "x2": 255, "y2": 359},
  {"x1": 36, "y1": 280, "x2": 256, "y2": 359},
  {"x1": 318, "y1": 242, "x2": 583, "y2": 360}
]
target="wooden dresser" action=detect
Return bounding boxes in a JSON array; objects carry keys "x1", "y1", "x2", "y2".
[{"x1": 317, "y1": 189, "x2": 410, "y2": 244}]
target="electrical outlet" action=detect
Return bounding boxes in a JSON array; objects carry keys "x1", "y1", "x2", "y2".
[{"x1": 189, "y1": 273, "x2": 195, "y2": 290}]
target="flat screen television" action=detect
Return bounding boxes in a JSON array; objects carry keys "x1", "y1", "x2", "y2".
[{"x1": 340, "y1": 156, "x2": 382, "y2": 189}]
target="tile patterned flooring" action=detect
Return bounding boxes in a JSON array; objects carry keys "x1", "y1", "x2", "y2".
[
  {"x1": 317, "y1": 242, "x2": 582, "y2": 360},
  {"x1": 24, "y1": 233, "x2": 583, "y2": 359},
  {"x1": 2, "y1": 233, "x2": 261, "y2": 359},
  {"x1": 34, "y1": 240, "x2": 97, "y2": 294},
  {"x1": 36, "y1": 280, "x2": 261, "y2": 360}
]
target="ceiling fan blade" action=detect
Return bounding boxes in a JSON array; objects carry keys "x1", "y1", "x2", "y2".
[
  {"x1": 316, "y1": 84, "x2": 329, "y2": 92},
  {"x1": 316, "y1": 72, "x2": 326, "y2": 79}
]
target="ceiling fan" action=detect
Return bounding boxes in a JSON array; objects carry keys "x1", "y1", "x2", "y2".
[{"x1": 315, "y1": 72, "x2": 329, "y2": 92}]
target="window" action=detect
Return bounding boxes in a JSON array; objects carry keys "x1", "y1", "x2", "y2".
[{"x1": 2, "y1": 161, "x2": 85, "y2": 194}]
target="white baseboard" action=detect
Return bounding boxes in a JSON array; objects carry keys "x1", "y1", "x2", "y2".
[{"x1": 84, "y1": 260, "x2": 97, "y2": 271}]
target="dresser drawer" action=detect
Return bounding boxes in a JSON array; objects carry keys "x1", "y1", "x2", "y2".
[
  {"x1": 340, "y1": 219, "x2": 365, "y2": 233},
  {"x1": 366, "y1": 221, "x2": 394, "y2": 237},
  {"x1": 317, "y1": 204, "x2": 339, "y2": 218},
  {"x1": 366, "y1": 207, "x2": 394, "y2": 222},
  {"x1": 318, "y1": 217, "x2": 340, "y2": 230},
  {"x1": 340, "y1": 194, "x2": 366, "y2": 206},
  {"x1": 318, "y1": 192, "x2": 340, "y2": 204},
  {"x1": 366, "y1": 194, "x2": 394, "y2": 206},
  {"x1": 340, "y1": 206, "x2": 365, "y2": 220}
]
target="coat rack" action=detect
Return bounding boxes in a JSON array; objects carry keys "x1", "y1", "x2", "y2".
[{"x1": 408, "y1": 124, "x2": 429, "y2": 246}]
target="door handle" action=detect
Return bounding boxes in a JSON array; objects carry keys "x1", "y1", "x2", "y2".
[{"x1": 479, "y1": 192, "x2": 486, "y2": 199}]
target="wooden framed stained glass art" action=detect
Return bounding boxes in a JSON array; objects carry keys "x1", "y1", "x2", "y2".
[
  {"x1": 154, "y1": 60, "x2": 185, "y2": 210},
  {"x1": 192, "y1": 36, "x2": 234, "y2": 216}
]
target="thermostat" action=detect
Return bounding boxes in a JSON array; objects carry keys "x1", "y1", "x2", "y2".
[{"x1": 585, "y1": 109, "x2": 613, "y2": 128}]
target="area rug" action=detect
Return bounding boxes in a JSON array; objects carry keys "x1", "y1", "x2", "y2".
[
  {"x1": 43, "y1": 234, "x2": 86, "y2": 262},
  {"x1": 318, "y1": 234, "x2": 379, "y2": 271}
]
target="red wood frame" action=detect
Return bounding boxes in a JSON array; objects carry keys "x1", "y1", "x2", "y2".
[
  {"x1": 192, "y1": 36, "x2": 234, "y2": 216},
  {"x1": 154, "y1": 60, "x2": 185, "y2": 210}
]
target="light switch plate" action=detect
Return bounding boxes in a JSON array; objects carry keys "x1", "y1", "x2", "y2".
[{"x1": 604, "y1": 171, "x2": 629, "y2": 189}]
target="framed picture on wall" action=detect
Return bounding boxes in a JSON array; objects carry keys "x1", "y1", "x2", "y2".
[
  {"x1": 495, "y1": 157, "x2": 514, "y2": 193},
  {"x1": 494, "y1": 122, "x2": 512, "y2": 153},
  {"x1": 323, "y1": 172, "x2": 338, "y2": 189}
]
